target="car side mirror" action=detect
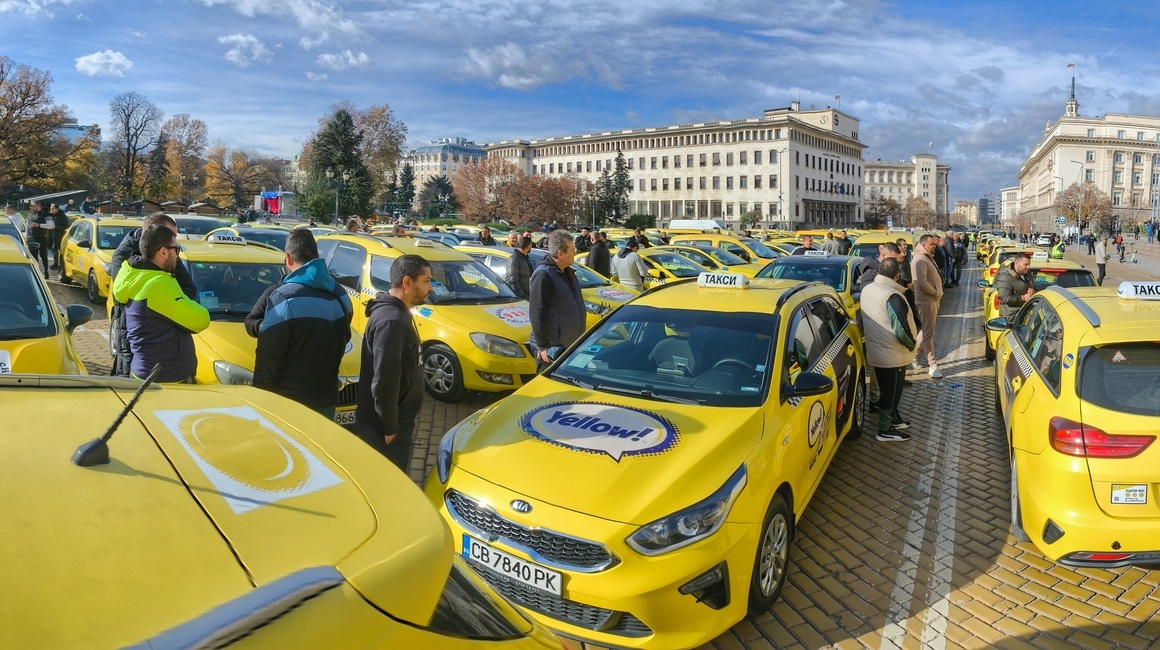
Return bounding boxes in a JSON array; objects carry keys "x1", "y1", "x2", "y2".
[
  {"x1": 852, "y1": 290, "x2": 861, "y2": 301},
  {"x1": 76, "y1": 239, "x2": 91, "y2": 249},
  {"x1": 984, "y1": 317, "x2": 1010, "y2": 332},
  {"x1": 28, "y1": 239, "x2": 40, "y2": 252},
  {"x1": 65, "y1": 304, "x2": 93, "y2": 333},
  {"x1": 783, "y1": 371, "x2": 834, "y2": 400},
  {"x1": 976, "y1": 279, "x2": 989, "y2": 288},
  {"x1": 646, "y1": 269, "x2": 662, "y2": 279}
]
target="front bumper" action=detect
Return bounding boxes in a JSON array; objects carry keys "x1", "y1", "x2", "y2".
[
  {"x1": 425, "y1": 469, "x2": 758, "y2": 650},
  {"x1": 457, "y1": 345, "x2": 538, "y2": 393}
]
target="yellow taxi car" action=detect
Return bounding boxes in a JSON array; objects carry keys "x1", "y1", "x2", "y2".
[
  {"x1": 206, "y1": 225, "x2": 290, "y2": 251},
  {"x1": 427, "y1": 272, "x2": 865, "y2": 649},
  {"x1": 0, "y1": 374, "x2": 564, "y2": 649},
  {"x1": 668, "y1": 233, "x2": 782, "y2": 265},
  {"x1": 635, "y1": 248, "x2": 712, "y2": 289},
  {"x1": 978, "y1": 252, "x2": 1094, "y2": 361},
  {"x1": 317, "y1": 233, "x2": 538, "y2": 402},
  {"x1": 849, "y1": 231, "x2": 914, "y2": 260},
  {"x1": 457, "y1": 245, "x2": 640, "y2": 327},
  {"x1": 59, "y1": 216, "x2": 141, "y2": 303},
  {"x1": 987, "y1": 282, "x2": 1160, "y2": 568},
  {"x1": 179, "y1": 236, "x2": 362, "y2": 425},
  {"x1": 981, "y1": 243, "x2": 1045, "y2": 289},
  {"x1": 656, "y1": 244, "x2": 765, "y2": 278},
  {"x1": 0, "y1": 234, "x2": 91, "y2": 374},
  {"x1": 756, "y1": 251, "x2": 864, "y2": 319}
]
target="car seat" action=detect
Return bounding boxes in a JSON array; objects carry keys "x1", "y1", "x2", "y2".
[{"x1": 649, "y1": 336, "x2": 696, "y2": 376}]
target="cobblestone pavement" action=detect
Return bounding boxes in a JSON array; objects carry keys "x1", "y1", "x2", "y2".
[{"x1": 52, "y1": 260, "x2": 1160, "y2": 650}]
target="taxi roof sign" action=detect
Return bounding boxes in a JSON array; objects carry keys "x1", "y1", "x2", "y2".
[
  {"x1": 697, "y1": 272, "x2": 749, "y2": 289},
  {"x1": 1031, "y1": 251, "x2": 1049, "y2": 260},
  {"x1": 802, "y1": 249, "x2": 829, "y2": 257},
  {"x1": 1117, "y1": 281, "x2": 1160, "y2": 300},
  {"x1": 207, "y1": 233, "x2": 246, "y2": 244}
]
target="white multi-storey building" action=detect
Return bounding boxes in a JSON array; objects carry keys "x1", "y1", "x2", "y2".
[
  {"x1": 999, "y1": 186, "x2": 1020, "y2": 229},
  {"x1": 1017, "y1": 81, "x2": 1160, "y2": 233},
  {"x1": 409, "y1": 137, "x2": 487, "y2": 190},
  {"x1": 954, "y1": 200, "x2": 978, "y2": 226},
  {"x1": 486, "y1": 102, "x2": 866, "y2": 230},
  {"x1": 863, "y1": 154, "x2": 951, "y2": 225}
]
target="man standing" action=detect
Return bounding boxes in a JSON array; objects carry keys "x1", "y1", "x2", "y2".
[
  {"x1": 110, "y1": 213, "x2": 198, "y2": 377},
  {"x1": 477, "y1": 226, "x2": 498, "y2": 246},
  {"x1": 1087, "y1": 234, "x2": 1097, "y2": 255},
  {"x1": 821, "y1": 232, "x2": 843, "y2": 255},
  {"x1": 994, "y1": 253, "x2": 1035, "y2": 320},
  {"x1": 245, "y1": 229, "x2": 353, "y2": 418},
  {"x1": 861, "y1": 258, "x2": 917, "y2": 441},
  {"x1": 612, "y1": 239, "x2": 649, "y2": 292},
  {"x1": 1095, "y1": 234, "x2": 1111, "y2": 285},
  {"x1": 344, "y1": 218, "x2": 361, "y2": 233},
  {"x1": 26, "y1": 201, "x2": 52, "y2": 277},
  {"x1": 356, "y1": 254, "x2": 431, "y2": 472},
  {"x1": 837, "y1": 230, "x2": 853, "y2": 255},
  {"x1": 632, "y1": 227, "x2": 651, "y2": 248},
  {"x1": 111, "y1": 225, "x2": 210, "y2": 382},
  {"x1": 911, "y1": 234, "x2": 944, "y2": 378},
  {"x1": 791, "y1": 234, "x2": 817, "y2": 255},
  {"x1": 506, "y1": 235, "x2": 534, "y2": 299},
  {"x1": 587, "y1": 231, "x2": 611, "y2": 278},
  {"x1": 505, "y1": 231, "x2": 520, "y2": 247},
  {"x1": 3, "y1": 204, "x2": 23, "y2": 237},
  {"x1": 50, "y1": 204, "x2": 70, "y2": 273},
  {"x1": 574, "y1": 227, "x2": 592, "y2": 254},
  {"x1": 529, "y1": 230, "x2": 585, "y2": 372}
]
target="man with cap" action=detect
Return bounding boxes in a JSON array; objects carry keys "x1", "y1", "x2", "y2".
[{"x1": 612, "y1": 239, "x2": 650, "y2": 292}]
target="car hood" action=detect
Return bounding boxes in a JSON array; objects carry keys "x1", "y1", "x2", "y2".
[
  {"x1": 419, "y1": 300, "x2": 533, "y2": 341},
  {"x1": 196, "y1": 321, "x2": 362, "y2": 378},
  {"x1": 0, "y1": 335, "x2": 83, "y2": 375},
  {"x1": 449, "y1": 378, "x2": 764, "y2": 525},
  {"x1": 0, "y1": 377, "x2": 450, "y2": 647}
]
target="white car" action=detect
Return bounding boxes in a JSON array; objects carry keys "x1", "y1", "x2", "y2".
[{"x1": 1035, "y1": 234, "x2": 1054, "y2": 246}]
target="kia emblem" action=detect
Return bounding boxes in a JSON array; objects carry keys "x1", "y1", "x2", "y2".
[{"x1": 510, "y1": 499, "x2": 533, "y2": 514}]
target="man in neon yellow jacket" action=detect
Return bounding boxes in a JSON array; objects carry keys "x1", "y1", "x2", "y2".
[{"x1": 112, "y1": 224, "x2": 210, "y2": 382}]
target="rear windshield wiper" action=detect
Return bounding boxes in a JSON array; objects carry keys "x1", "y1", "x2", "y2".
[{"x1": 597, "y1": 383, "x2": 703, "y2": 404}]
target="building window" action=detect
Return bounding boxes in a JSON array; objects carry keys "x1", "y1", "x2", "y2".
[
  {"x1": 1135, "y1": 154, "x2": 1143, "y2": 164},
  {"x1": 639, "y1": 157, "x2": 646, "y2": 169},
  {"x1": 663, "y1": 178, "x2": 669, "y2": 190},
  {"x1": 796, "y1": 175, "x2": 800, "y2": 189},
  {"x1": 1132, "y1": 192, "x2": 1141, "y2": 206},
  {"x1": 726, "y1": 152, "x2": 734, "y2": 166},
  {"x1": 549, "y1": 163, "x2": 555, "y2": 174},
  {"x1": 1139, "y1": 132, "x2": 1146, "y2": 141},
  {"x1": 740, "y1": 175, "x2": 748, "y2": 189},
  {"x1": 626, "y1": 159, "x2": 633, "y2": 170},
  {"x1": 596, "y1": 161, "x2": 601, "y2": 171},
  {"x1": 771, "y1": 174, "x2": 778, "y2": 188},
  {"x1": 651, "y1": 157, "x2": 657, "y2": 170},
  {"x1": 1154, "y1": 174, "x2": 1160, "y2": 185},
  {"x1": 674, "y1": 178, "x2": 681, "y2": 190},
  {"x1": 639, "y1": 179, "x2": 646, "y2": 191},
  {"x1": 651, "y1": 179, "x2": 657, "y2": 191},
  {"x1": 712, "y1": 152, "x2": 720, "y2": 166},
  {"x1": 1087, "y1": 128, "x2": 1095, "y2": 137},
  {"x1": 1115, "y1": 152, "x2": 1124, "y2": 163},
  {"x1": 1113, "y1": 191, "x2": 1122, "y2": 206},
  {"x1": 674, "y1": 156, "x2": 681, "y2": 169},
  {"x1": 754, "y1": 175, "x2": 762, "y2": 189},
  {"x1": 1114, "y1": 171, "x2": 1124, "y2": 183},
  {"x1": 1085, "y1": 169, "x2": 1093, "y2": 181},
  {"x1": 698, "y1": 153, "x2": 707, "y2": 167},
  {"x1": 726, "y1": 203, "x2": 734, "y2": 217},
  {"x1": 712, "y1": 176, "x2": 720, "y2": 189},
  {"x1": 739, "y1": 151, "x2": 747, "y2": 165},
  {"x1": 726, "y1": 176, "x2": 734, "y2": 190},
  {"x1": 1118, "y1": 130, "x2": 1126, "y2": 139},
  {"x1": 688, "y1": 176, "x2": 693, "y2": 189},
  {"x1": 662, "y1": 156, "x2": 669, "y2": 169},
  {"x1": 566, "y1": 162, "x2": 573, "y2": 173},
  {"x1": 1086, "y1": 150, "x2": 1094, "y2": 162},
  {"x1": 687, "y1": 154, "x2": 694, "y2": 168},
  {"x1": 754, "y1": 150, "x2": 762, "y2": 164},
  {"x1": 1134, "y1": 172, "x2": 1142, "y2": 184},
  {"x1": 699, "y1": 177, "x2": 707, "y2": 190}
]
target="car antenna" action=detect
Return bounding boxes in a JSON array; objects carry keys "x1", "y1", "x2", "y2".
[{"x1": 72, "y1": 363, "x2": 162, "y2": 467}]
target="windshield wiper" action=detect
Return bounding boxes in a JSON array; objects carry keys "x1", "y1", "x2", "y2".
[
  {"x1": 552, "y1": 373, "x2": 594, "y2": 390},
  {"x1": 597, "y1": 383, "x2": 703, "y2": 404}
]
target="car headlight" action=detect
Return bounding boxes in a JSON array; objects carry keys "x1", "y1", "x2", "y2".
[
  {"x1": 627, "y1": 465, "x2": 747, "y2": 555},
  {"x1": 102, "y1": 262, "x2": 113, "y2": 274},
  {"x1": 436, "y1": 425, "x2": 459, "y2": 484},
  {"x1": 469, "y1": 332, "x2": 524, "y2": 358},
  {"x1": 584, "y1": 301, "x2": 608, "y2": 316},
  {"x1": 213, "y1": 360, "x2": 254, "y2": 385}
]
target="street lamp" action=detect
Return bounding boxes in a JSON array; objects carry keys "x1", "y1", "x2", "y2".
[
  {"x1": 1069, "y1": 160, "x2": 1085, "y2": 237},
  {"x1": 326, "y1": 167, "x2": 350, "y2": 224}
]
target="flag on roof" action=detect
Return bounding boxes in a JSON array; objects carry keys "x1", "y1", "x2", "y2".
[
  {"x1": 1067, "y1": 63, "x2": 1075, "y2": 68},
  {"x1": 835, "y1": 94, "x2": 841, "y2": 100}
]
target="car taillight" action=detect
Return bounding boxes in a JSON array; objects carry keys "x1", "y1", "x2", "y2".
[
  {"x1": 993, "y1": 295, "x2": 1000, "y2": 310},
  {"x1": 1049, "y1": 417, "x2": 1156, "y2": 458},
  {"x1": 988, "y1": 267, "x2": 997, "y2": 277}
]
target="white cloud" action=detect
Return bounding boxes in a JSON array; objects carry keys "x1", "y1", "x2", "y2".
[
  {"x1": 0, "y1": 0, "x2": 76, "y2": 16},
  {"x1": 126, "y1": 28, "x2": 146, "y2": 37},
  {"x1": 74, "y1": 50, "x2": 134, "y2": 77},
  {"x1": 218, "y1": 33, "x2": 273, "y2": 67},
  {"x1": 316, "y1": 49, "x2": 369, "y2": 70},
  {"x1": 299, "y1": 32, "x2": 328, "y2": 50},
  {"x1": 199, "y1": 0, "x2": 362, "y2": 39},
  {"x1": 305, "y1": 71, "x2": 328, "y2": 82}
]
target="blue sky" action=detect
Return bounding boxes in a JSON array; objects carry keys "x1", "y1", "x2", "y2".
[{"x1": 4, "y1": 0, "x2": 1160, "y2": 201}]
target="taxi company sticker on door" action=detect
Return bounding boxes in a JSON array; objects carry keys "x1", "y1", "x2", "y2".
[
  {"x1": 0, "y1": 349, "x2": 11, "y2": 373},
  {"x1": 153, "y1": 406, "x2": 343, "y2": 514},
  {"x1": 520, "y1": 402, "x2": 679, "y2": 462},
  {"x1": 595, "y1": 287, "x2": 633, "y2": 302},
  {"x1": 485, "y1": 305, "x2": 531, "y2": 327}
]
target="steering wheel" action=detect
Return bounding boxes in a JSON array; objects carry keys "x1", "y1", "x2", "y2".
[{"x1": 712, "y1": 358, "x2": 756, "y2": 374}]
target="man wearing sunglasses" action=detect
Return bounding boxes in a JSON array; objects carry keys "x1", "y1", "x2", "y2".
[{"x1": 111, "y1": 224, "x2": 210, "y2": 382}]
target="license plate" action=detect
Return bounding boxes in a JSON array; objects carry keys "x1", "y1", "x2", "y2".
[
  {"x1": 334, "y1": 410, "x2": 356, "y2": 426},
  {"x1": 1111, "y1": 484, "x2": 1147, "y2": 504},
  {"x1": 462, "y1": 534, "x2": 562, "y2": 595}
]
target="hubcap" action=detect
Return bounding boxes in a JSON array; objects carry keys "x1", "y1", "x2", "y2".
[
  {"x1": 758, "y1": 513, "x2": 788, "y2": 596},
  {"x1": 88, "y1": 273, "x2": 98, "y2": 300},
  {"x1": 423, "y1": 353, "x2": 455, "y2": 393},
  {"x1": 854, "y1": 381, "x2": 865, "y2": 431}
]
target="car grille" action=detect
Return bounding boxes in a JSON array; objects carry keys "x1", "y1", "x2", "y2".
[
  {"x1": 468, "y1": 561, "x2": 651, "y2": 638},
  {"x1": 446, "y1": 490, "x2": 617, "y2": 572},
  {"x1": 337, "y1": 380, "x2": 358, "y2": 407}
]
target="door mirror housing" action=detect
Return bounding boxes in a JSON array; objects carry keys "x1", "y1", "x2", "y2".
[
  {"x1": 783, "y1": 371, "x2": 834, "y2": 400},
  {"x1": 976, "y1": 279, "x2": 989, "y2": 288},
  {"x1": 76, "y1": 239, "x2": 92, "y2": 250},
  {"x1": 646, "y1": 269, "x2": 662, "y2": 279},
  {"x1": 65, "y1": 304, "x2": 94, "y2": 333},
  {"x1": 984, "y1": 317, "x2": 1010, "y2": 332}
]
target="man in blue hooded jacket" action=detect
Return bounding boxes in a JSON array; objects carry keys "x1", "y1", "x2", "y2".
[{"x1": 246, "y1": 229, "x2": 353, "y2": 417}]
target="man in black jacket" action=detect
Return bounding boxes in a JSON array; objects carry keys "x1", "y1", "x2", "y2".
[
  {"x1": 356, "y1": 254, "x2": 431, "y2": 472},
  {"x1": 574, "y1": 227, "x2": 592, "y2": 253},
  {"x1": 529, "y1": 230, "x2": 585, "y2": 372},
  {"x1": 477, "y1": 226, "x2": 498, "y2": 246},
  {"x1": 587, "y1": 231, "x2": 611, "y2": 278},
  {"x1": 109, "y1": 213, "x2": 198, "y2": 377},
  {"x1": 506, "y1": 236, "x2": 534, "y2": 299},
  {"x1": 245, "y1": 229, "x2": 352, "y2": 417}
]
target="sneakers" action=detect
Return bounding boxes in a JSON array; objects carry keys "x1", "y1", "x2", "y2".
[
  {"x1": 891, "y1": 420, "x2": 911, "y2": 430},
  {"x1": 928, "y1": 365, "x2": 944, "y2": 379},
  {"x1": 910, "y1": 359, "x2": 921, "y2": 370},
  {"x1": 876, "y1": 430, "x2": 912, "y2": 442},
  {"x1": 868, "y1": 403, "x2": 880, "y2": 413}
]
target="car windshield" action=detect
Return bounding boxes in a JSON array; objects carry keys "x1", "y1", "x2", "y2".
[
  {"x1": 0, "y1": 222, "x2": 22, "y2": 243},
  {"x1": 550, "y1": 305, "x2": 775, "y2": 407},
  {"x1": 176, "y1": 218, "x2": 228, "y2": 236},
  {"x1": 96, "y1": 226, "x2": 135, "y2": 250},
  {"x1": 644, "y1": 252, "x2": 704, "y2": 278},
  {"x1": 369, "y1": 257, "x2": 518, "y2": 305},
  {"x1": 850, "y1": 242, "x2": 882, "y2": 259},
  {"x1": 1032, "y1": 269, "x2": 1095, "y2": 290},
  {"x1": 572, "y1": 263, "x2": 610, "y2": 288},
  {"x1": 740, "y1": 238, "x2": 780, "y2": 259},
  {"x1": 701, "y1": 247, "x2": 750, "y2": 266},
  {"x1": 759, "y1": 261, "x2": 847, "y2": 291},
  {"x1": 0, "y1": 263, "x2": 56, "y2": 340},
  {"x1": 1079, "y1": 343, "x2": 1160, "y2": 417},
  {"x1": 241, "y1": 230, "x2": 289, "y2": 250},
  {"x1": 187, "y1": 261, "x2": 285, "y2": 320}
]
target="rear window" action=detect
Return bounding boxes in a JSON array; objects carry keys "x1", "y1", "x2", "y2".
[
  {"x1": 1079, "y1": 343, "x2": 1160, "y2": 417},
  {"x1": 1032, "y1": 269, "x2": 1095, "y2": 290}
]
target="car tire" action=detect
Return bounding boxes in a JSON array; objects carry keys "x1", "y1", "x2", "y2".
[
  {"x1": 747, "y1": 493, "x2": 793, "y2": 615},
  {"x1": 846, "y1": 374, "x2": 865, "y2": 441},
  {"x1": 1010, "y1": 460, "x2": 1031, "y2": 543},
  {"x1": 422, "y1": 343, "x2": 465, "y2": 402},
  {"x1": 984, "y1": 339, "x2": 996, "y2": 362},
  {"x1": 59, "y1": 269, "x2": 73, "y2": 284},
  {"x1": 86, "y1": 270, "x2": 102, "y2": 304}
]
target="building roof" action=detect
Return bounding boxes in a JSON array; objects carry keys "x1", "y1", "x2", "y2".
[{"x1": 21, "y1": 189, "x2": 88, "y2": 205}]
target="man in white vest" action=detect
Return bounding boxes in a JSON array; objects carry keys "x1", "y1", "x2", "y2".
[{"x1": 860, "y1": 257, "x2": 918, "y2": 442}]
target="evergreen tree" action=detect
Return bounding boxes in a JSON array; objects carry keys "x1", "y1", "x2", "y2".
[
  {"x1": 298, "y1": 108, "x2": 372, "y2": 223},
  {"x1": 395, "y1": 163, "x2": 416, "y2": 217},
  {"x1": 610, "y1": 149, "x2": 631, "y2": 223}
]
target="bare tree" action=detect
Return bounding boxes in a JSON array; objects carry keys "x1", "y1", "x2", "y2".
[
  {"x1": 108, "y1": 92, "x2": 163, "y2": 203},
  {"x1": 1059, "y1": 181, "x2": 1113, "y2": 235},
  {"x1": 203, "y1": 141, "x2": 276, "y2": 209},
  {"x1": 0, "y1": 56, "x2": 77, "y2": 191},
  {"x1": 161, "y1": 113, "x2": 208, "y2": 200}
]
